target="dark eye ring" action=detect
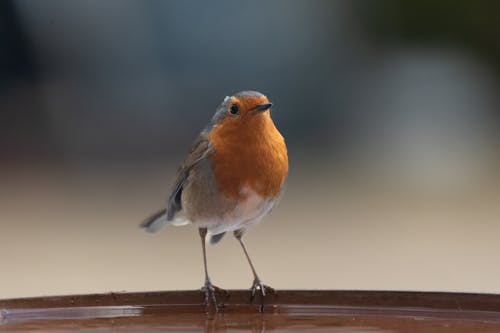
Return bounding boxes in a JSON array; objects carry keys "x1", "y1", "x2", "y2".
[{"x1": 229, "y1": 104, "x2": 239, "y2": 115}]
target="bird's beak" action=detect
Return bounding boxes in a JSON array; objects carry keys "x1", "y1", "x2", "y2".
[{"x1": 252, "y1": 102, "x2": 273, "y2": 112}]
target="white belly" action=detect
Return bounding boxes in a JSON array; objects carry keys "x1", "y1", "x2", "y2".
[{"x1": 204, "y1": 187, "x2": 275, "y2": 236}]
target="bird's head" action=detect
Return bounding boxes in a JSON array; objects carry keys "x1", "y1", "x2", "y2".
[{"x1": 209, "y1": 91, "x2": 273, "y2": 129}]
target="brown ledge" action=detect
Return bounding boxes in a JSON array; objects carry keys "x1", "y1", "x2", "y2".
[{"x1": 2, "y1": 290, "x2": 500, "y2": 332}]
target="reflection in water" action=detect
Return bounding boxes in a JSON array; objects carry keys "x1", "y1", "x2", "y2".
[
  {"x1": 3, "y1": 304, "x2": 500, "y2": 332},
  {"x1": 0, "y1": 305, "x2": 142, "y2": 321}
]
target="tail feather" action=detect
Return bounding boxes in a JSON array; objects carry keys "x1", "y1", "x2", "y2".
[
  {"x1": 141, "y1": 209, "x2": 168, "y2": 233},
  {"x1": 209, "y1": 232, "x2": 226, "y2": 244}
]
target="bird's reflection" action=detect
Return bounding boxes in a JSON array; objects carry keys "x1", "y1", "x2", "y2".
[{"x1": 202, "y1": 312, "x2": 266, "y2": 333}]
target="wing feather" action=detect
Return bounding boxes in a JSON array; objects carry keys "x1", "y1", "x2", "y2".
[{"x1": 166, "y1": 134, "x2": 212, "y2": 221}]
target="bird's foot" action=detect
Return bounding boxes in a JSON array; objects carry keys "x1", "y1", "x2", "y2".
[
  {"x1": 250, "y1": 278, "x2": 275, "y2": 299},
  {"x1": 250, "y1": 278, "x2": 275, "y2": 312},
  {"x1": 201, "y1": 278, "x2": 226, "y2": 312}
]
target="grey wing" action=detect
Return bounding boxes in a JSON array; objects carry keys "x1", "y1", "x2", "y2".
[
  {"x1": 165, "y1": 169, "x2": 188, "y2": 221},
  {"x1": 166, "y1": 135, "x2": 212, "y2": 221},
  {"x1": 141, "y1": 134, "x2": 211, "y2": 232}
]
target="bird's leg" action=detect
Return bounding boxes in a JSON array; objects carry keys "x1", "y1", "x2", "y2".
[
  {"x1": 234, "y1": 230, "x2": 275, "y2": 300},
  {"x1": 199, "y1": 228, "x2": 221, "y2": 312}
]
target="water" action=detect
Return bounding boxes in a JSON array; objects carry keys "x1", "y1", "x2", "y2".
[
  {"x1": 2, "y1": 290, "x2": 500, "y2": 332},
  {"x1": 3, "y1": 305, "x2": 500, "y2": 332}
]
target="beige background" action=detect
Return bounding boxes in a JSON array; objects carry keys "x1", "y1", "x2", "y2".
[{"x1": 1, "y1": 159, "x2": 499, "y2": 299}]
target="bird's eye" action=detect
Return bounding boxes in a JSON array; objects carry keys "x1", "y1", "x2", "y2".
[{"x1": 229, "y1": 104, "x2": 239, "y2": 115}]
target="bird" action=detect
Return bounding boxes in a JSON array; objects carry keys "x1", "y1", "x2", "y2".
[{"x1": 141, "y1": 91, "x2": 288, "y2": 311}]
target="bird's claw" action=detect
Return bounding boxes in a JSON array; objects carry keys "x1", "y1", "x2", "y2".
[
  {"x1": 201, "y1": 279, "x2": 226, "y2": 312},
  {"x1": 250, "y1": 278, "x2": 275, "y2": 299}
]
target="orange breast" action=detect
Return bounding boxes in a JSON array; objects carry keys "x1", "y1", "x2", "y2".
[{"x1": 207, "y1": 112, "x2": 288, "y2": 199}]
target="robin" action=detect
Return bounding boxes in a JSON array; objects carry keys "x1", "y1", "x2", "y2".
[{"x1": 141, "y1": 91, "x2": 288, "y2": 310}]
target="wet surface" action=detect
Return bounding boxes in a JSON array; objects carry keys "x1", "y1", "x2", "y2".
[{"x1": 2, "y1": 290, "x2": 500, "y2": 332}]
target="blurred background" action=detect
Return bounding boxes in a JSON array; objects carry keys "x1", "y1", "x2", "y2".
[{"x1": 1, "y1": 0, "x2": 500, "y2": 298}]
